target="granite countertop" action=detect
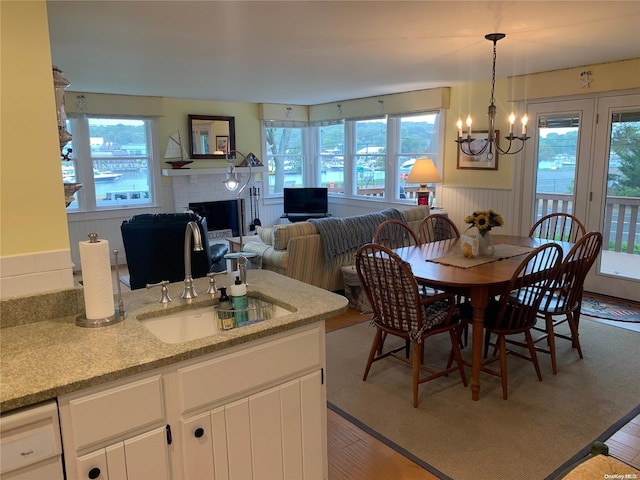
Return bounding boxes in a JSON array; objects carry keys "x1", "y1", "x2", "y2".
[{"x1": 0, "y1": 270, "x2": 348, "y2": 413}]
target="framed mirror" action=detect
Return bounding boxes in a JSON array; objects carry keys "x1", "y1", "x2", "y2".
[{"x1": 188, "y1": 115, "x2": 236, "y2": 159}]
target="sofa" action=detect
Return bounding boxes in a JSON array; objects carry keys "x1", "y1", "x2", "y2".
[
  {"x1": 121, "y1": 213, "x2": 228, "y2": 290},
  {"x1": 243, "y1": 205, "x2": 432, "y2": 291}
]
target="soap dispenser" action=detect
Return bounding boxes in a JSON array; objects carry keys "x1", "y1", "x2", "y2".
[
  {"x1": 230, "y1": 276, "x2": 248, "y2": 324},
  {"x1": 217, "y1": 287, "x2": 235, "y2": 330}
]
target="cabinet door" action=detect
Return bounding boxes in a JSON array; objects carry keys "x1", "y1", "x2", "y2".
[
  {"x1": 181, "y1": 370, "x2": 326, "y2": 480},
  {"x1": 182, "y1": 412, "x2": 215, "y2": 480},
  {"x1": 123, "y1": 426, "x2": 169, "y2": 480},
  {"x1": 105, "y1": 443, "x2": 126, "y2": 479},
  {"x1": 299, "y1": 370, "x2": 326, "y2": 480},
  {"x1": 249, "y1": 386, "x2": 284, "y2": 478},
  {"x1": 180, "y1": 408, "x2": 230, "y2": 480},
  {"x1": 76, "y1": 450, "x2": 107, "y2": 480},
  {"x1": 281, "y1": 379, "x2": 303, "y2": 479},
  {"x1": 75, "y1": 427, "x2": 169, "y2": 480},
  {"x1": 224, "y1": 399, "x2": 253, "y2": 480},
  {"x1": 210, "y1": 407, "x2": 230, "y2": 480}
]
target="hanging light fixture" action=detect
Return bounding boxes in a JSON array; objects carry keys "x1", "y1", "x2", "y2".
[{"x1": 455, "y1": 33, "x2": 529, "y2": 161}]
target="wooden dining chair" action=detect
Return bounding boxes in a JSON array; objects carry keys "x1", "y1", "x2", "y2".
[
  {"x1": 372, "y1": 219, "x2": 419, "y2": 249},
  {"x1": 529, "y1": 212, "x2": 586, "y2": 243},
  {"x1": 418, "y1": 214, "x2": 460, "y2": 244},
  {"x1": 531, "y1": 231, "x2": 603, "y2": 374},
  {"x1": 418, "y1": 213, "x2": 465, "y2": 339},
  {"x1": 458, "y1": 242, "x2": 563, "y2": 399},
  {"x1": 373, "y1": 218, "x2": 436, "y2": 327},
  {"x1": 355, "y1": 243, "x2": 467, "y2": 408}
]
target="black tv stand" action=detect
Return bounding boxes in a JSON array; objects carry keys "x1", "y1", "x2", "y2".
[{"x1": 281, "y1": 213, "x2": 331, "y2": 223}]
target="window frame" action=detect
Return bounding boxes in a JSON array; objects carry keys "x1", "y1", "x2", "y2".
[
  {"x1": 63, "y1": 114, "x2": 159, "y2": 212},
  {"x1": 261, "y1": 108, "x2": 444, "y2": 203}
]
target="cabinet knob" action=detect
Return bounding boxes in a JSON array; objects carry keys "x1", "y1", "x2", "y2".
[
  {"x1": 88, "y1": 467, "x2": 101, "y2": 479},
  {"x1": 194, "y1": 427, "x2": 205, "y2": 438}
]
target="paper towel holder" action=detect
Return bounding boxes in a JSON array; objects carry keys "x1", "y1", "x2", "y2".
[
  {"x1": 76, "y1": 233, "x2": 126, "y2": 328},
  {"x1": 76, "y1": 312, "x2": 124, "y2": 328}
]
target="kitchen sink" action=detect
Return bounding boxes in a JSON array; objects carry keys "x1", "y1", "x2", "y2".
[{"x1": 138, "y1": 298, "x2": 294, "y2": 344}]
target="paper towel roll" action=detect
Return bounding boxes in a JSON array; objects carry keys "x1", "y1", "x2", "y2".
[{"x1": 79, "y1": 237, "x2": 115, "y2": 320}]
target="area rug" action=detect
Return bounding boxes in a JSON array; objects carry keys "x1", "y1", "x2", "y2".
[
  {"x1": 582, "y1": 293, "x2": 640, "y2": 323},
  {"x1": 326, "y1": 319, "x2": 640, "y2": 480}
]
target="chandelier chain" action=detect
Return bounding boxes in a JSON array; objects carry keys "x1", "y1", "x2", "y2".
[{"x1": 490, "y1": 39, "x2": 497, "y2": 106}]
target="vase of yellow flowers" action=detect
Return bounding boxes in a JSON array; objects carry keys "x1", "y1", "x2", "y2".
[{"x1": 464, "y1": 210, "x2": 504, "y2": 256}]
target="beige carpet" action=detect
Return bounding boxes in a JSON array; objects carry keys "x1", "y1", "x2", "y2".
[{"x1": 326, "y1": 318, "x2": 640, "y2": 480}]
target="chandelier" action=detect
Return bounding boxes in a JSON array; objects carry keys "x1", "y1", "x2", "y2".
[{"x1": 455, "y1": 33, "x2": 529, "y2": 161}]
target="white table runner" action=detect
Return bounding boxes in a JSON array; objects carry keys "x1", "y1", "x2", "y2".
[{"x1": 427, "y1": 243, "x2": 534, "y2": 269}]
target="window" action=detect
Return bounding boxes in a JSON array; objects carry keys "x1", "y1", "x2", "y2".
[
  {"x1": 261, "y1": 110, "x2": 443, "y2": 202},
  {"x1": 395, "y1": 112, "x2": 441, "y2": 201},
  {"x1": 62, "y1": 116, "x2": 156, "y2": 210},
  {"x1": 318, "y1": 123, "x2": 345, "y2": 194},
  {"x1": 264, "y1": 122, "x2": 306, "y2": 195},
  {"x1": 354, "y1": 118, "x2": 387, "y2": 198}
]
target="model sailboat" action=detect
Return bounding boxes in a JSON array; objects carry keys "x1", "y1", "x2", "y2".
[{"x1": 164, "y1": 131, "x2": 193, "y2": 168}]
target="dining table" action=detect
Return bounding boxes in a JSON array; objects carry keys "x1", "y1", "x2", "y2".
[{"x1": 393, "y1": 234, "x2": 574, "y2": 401}]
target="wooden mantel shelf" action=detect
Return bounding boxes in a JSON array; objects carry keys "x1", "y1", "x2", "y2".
[{"x1": 162, "y1": 166, "x2": 266, "y2": 177}]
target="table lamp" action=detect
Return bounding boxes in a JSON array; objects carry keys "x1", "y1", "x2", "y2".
[{"x1": 406, "y1": 158, "x2": 441, "y2": 206}]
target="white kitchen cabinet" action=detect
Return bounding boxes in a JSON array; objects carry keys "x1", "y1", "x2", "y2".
[
  {"x1": 59, "y1": 373, "x2": 169, "y2": 480},
  {"x1": 59, "y1": 322, "x2": 327, "y2": 480},
  {"x1": 171, "y1": 322, "x2": 327, "y2": 479},
  {"x1": 180, "y1": 370, "x2": 324, "y2": 480},
  {"x1": 74, "y1": 426, "x2": 170, "y2": 480}
]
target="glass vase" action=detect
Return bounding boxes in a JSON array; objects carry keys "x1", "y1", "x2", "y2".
[{"x1": 476, "y1": 230, "x2": 495, "y2": 257}]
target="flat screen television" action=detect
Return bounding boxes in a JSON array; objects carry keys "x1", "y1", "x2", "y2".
[
  {"x1": 189, "y1": 199, "x2": 243, "y2": 236},
  {"x1": 283, "y1": 187, "x2": 328, "y2": 215}
]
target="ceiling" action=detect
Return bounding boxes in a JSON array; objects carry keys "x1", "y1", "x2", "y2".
[{"x1": 47, "y1": 1, "x2": 640, "y2": 106}]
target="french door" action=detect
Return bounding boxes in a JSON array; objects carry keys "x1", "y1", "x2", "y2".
[
  {"x1": 521, "y1": 93, "x2": 640, "y2": 302},
  {"x1": 587, "y1": 94, "x2": 640, "y2": 301}
]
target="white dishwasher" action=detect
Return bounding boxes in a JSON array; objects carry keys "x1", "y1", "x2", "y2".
[{"x1": 0, "y1": 400, "x2": 64, "y2": 480}]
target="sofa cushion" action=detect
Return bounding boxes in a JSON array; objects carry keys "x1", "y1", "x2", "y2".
[
  {"x1": 256, "y1": 225, "x2": 275, "y2": 246},
  {"x1": 273, "y1": 222, "x2": 318, "y2": 250},
  {"x1": 401, "y1": 205, "x2": 433, "y2": 223}
]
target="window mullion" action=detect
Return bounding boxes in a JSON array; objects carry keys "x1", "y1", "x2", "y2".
[
  {"x1": 344, "y1": 121, "x2": 356, "y2": 196},
  {"x1": 75, "y1": 115, "x2": 97, "y2": 209}
]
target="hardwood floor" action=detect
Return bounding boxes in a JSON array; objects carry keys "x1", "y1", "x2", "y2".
[{"x1": 325, "y1": 307, "x2": 640, "y2": 478}]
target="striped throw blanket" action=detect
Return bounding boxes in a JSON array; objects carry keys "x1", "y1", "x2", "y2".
[{"x1": 310, "y1": 208, "x2": 405, "y2": 264}]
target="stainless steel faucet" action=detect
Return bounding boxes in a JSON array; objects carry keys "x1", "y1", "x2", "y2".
[{"x1": 182, "y1": 221, "x2": 204, "y2": 299}]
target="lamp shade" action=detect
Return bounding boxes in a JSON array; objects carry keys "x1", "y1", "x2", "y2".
[{"x1": 406, "y1": 158, "x2": 441, "y2": 184}]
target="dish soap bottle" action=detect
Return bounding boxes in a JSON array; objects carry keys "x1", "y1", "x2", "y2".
[
  {"x1": 217, "y1": 287, "x2": 235, "y2": 330},
  {"x1": 230, "y1": 276, "x2": 248, "y2": 324}
]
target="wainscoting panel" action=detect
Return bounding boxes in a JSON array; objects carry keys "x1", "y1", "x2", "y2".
[
  {"x1": 68, "y1": 215, "x2": 132, "y2": 270},
  {"x1": 438, "y1": 186, "x2": 519, "y2": 235}
]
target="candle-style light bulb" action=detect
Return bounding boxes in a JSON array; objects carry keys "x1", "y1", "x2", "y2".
[
  {"x1": 521, "y1": 114, "x2": 528, "y2": 136},
  {"x1": 456, "y1": 118, "x2": 463, "y2": 138},
  {"x1": 466, "y1": 115, "x2": 472, "y2": 137},
  {"x1": 508, "y1": 113, "x2": 516, "y2": 135}
]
